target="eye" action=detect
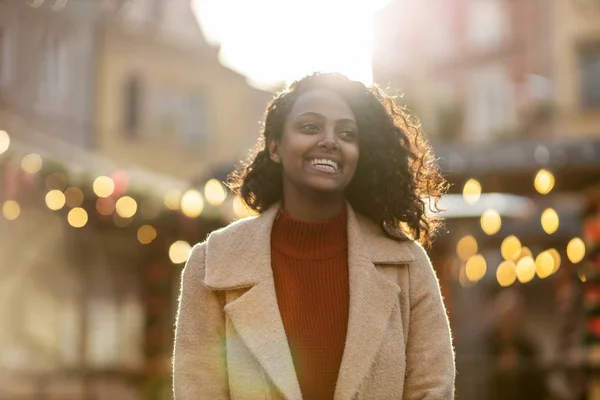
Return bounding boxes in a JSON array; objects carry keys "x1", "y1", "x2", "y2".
[
  {"x1": 339, "y1": 130, "x2": 356, "y2": 140},
  {"x1": 300, "y1": 123, "x2": 319, "y2": 133}
]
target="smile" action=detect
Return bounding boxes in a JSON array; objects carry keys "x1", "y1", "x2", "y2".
[{"x1": 307, "y1": 158, "x2": 340, "y2": 173}]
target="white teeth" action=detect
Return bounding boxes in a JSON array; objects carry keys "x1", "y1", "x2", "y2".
[{"x1": 310, "y1": 158, "x2": 339, "y2": 171}]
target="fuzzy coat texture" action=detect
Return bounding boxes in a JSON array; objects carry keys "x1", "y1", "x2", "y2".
[{"x1": 173, "y1": 203, "x2": 455, "y2": 399}]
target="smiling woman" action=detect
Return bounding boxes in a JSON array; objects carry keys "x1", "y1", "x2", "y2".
[
  {"x1": 173, "y1": 73, "x2": 455, "y2": 400},
  {"x1": 192, "y1": 0, "x2": 392, "y2": 88}
]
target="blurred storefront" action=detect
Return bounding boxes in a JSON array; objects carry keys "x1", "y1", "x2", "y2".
[
  {"x1": 0, "y1": 1, "x2": 267, "y2": 399},
  {"x1": 373, "y1": 0, "x2": 600, "y2": 399}
]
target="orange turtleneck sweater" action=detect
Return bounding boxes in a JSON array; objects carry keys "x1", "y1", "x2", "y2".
[{"x1": 270, "y1": 206, "x2": 350, "y2": 400}]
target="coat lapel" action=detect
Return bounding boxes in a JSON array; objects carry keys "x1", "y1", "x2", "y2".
[
  {"x1": 334, "y1": 207, "x2": 414, "y2": 400},
  {"x1": 204, "y1": 205, "x2": 303, "y2": 400}
]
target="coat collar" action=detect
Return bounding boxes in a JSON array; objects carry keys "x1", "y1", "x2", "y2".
[{"x1": 204, "y1": 202, "x2": 416, "y2": 400}]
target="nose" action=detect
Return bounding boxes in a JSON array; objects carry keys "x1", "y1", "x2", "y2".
[{"x1": 318, "y1": 129, "x2": 339, "y2": 151}]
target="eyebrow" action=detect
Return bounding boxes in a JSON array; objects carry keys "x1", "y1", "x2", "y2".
[{"x1": 294, "y1": 111, "x2": 357, "y2": 125}]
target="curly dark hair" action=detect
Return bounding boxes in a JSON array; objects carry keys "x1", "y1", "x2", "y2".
[{"x1": 227, "y1": 72, "x2": 448, "y2": 247}]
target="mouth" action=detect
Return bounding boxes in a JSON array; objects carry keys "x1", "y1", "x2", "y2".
[{"x1": 306, "y1": 158, "x2": 341, "y2": 174}]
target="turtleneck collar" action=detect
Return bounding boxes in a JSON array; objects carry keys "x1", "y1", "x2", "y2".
[{"x1": 270, "y1": 204, "x2": 348, "y2": 260}]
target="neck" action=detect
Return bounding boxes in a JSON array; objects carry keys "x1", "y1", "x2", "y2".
[{"x1": 282, "y1": 187, "x2": 345, "y2": 223}]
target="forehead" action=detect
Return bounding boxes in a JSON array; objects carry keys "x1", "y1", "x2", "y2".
[{"x1": 288, "y1": 89, "x2": 356, "y2": 121}]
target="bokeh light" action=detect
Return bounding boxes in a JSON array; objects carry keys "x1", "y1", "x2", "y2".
[
  {"x1": 204, "y1": 179, "x2": 227, "y2": 206},
  {"x1": 480, "y1": 209, "x2": 501, "y2": 235},
  {"x1": 547, "y1": 248, "x2": 562, "y2": 273},
  {"x1": 465, "y1": 254, "x2": 487, "y2": 282},
  {"x1": 169, "y1": 240, "x2": 192, "y2": 264},
  {"x1": 535, "y1": 251, "x2": 555, "y2": 279},
  {"x1": 516, "y1": 256, "x2": 536, "y2": 283},
  {"x1": 165, "y1": 189, "x2": 182, "y2": 210},
  {"x1": 93, "y1": 176, "x2": 115, "y2": 198},
  {"x1": 462, "y1": 179, "x2": 482, "y2": 205},
  {"x1": 45, "y1": 190, "x2": 66, "y2": 211},
  {"x1": 534, "y1": 169, "x2": 555, "y2": 195},
  {"x1": 459, "y1": 264, "x2": 475, "y2": 288},
  {"x1": 21, "y1": 153, "x2": 43, "y2": 174},
  {"x1": 496, "y1": 261, "x2": 517, "y2": 287},
  {"x1": 501, "y1": 236, "x2": 522, "y2": 261},
  {"x1": 137, "y1": 225, "x2": 158, "y2": 244},
  {"x1": 64, "y1": 187, "x2": 84, "y2": 208},
  {"x1": 567, "y1": 237, "x2": 586, "y2": 264},
  {"x1": 0, "y1": 130, "x2": 10, "y2": 154},
  {"x1": 113, "y1": 214, "x2": 133, "y2": 228},
  {"x1": 67, "y1": 207, "x2": 88, "y2": 228},
  {"x1": 116, "y1": 196, "x2": 138, "y2": 218},
  {"x1": 181, "y1": 189, "x2": 205, "y2": 218},
  {"x1": 96, "y1": 197, "x2": 115, "y2": 216},
  {"x1": 232, "y1": 196, "x2": 255, "y2": 219},
  {"x1": 541, "y1": 208, "x2": 559, "y2": 234},
  {"x1": 456, "y1": 235, "x2": 478, "y2": 261},
  {"x1": 516, "y1": 246, "x2": 533, "y2": 261},
  {"x1": 2, "y1": 200, "x2": 20, "y2": 220}
]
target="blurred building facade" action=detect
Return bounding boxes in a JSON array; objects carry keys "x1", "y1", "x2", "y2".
[
  {"x1": 373, "y1": 1, "x2": 600, "y2": 399},
  {"x1": 96, "y1": 0, "x2": 271, "y2": 181}
]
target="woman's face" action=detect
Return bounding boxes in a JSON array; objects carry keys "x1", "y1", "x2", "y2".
[{"x1": 269, "y1": 89, "x2": 360, "y2": 198}]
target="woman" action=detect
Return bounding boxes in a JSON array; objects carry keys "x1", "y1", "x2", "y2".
[{"x1": 173, "y1": 73, "x2": 455, "y2": 399}]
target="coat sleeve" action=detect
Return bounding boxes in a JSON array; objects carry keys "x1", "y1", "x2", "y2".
[
  {"x1": 403, "y1": 242, "x2": 455, "y2": 399},
  {"x1": 173, "y1": 243, "x2": 230, "y2": 399}
]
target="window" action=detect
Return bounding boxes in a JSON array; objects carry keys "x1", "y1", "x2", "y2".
[
  {"x1": 0, "y1": 24, "x2": 12, "y2": 85},
  {"x1": 466, "y1": 0, "x2": 507, "y2": 49},
  {"x1": 580, "y1": 43, "x2": 600, "y2": 109},
  {"x1": 182, "y1": 93, "x2": 208, "y2": 147},
  {"x1": 40, "y1": 34, "x2": 68, "y2": 99},
  {"x1": 123, "y1": 75, "x2": 142, "y2": 138},
  {"x1": 466, "y1": 64, "x2": 515, "y2": 141}
]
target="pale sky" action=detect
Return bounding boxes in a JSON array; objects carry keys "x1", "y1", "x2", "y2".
[{"x1": 192, "y1": 0, "x2": 391, "y2": 90}]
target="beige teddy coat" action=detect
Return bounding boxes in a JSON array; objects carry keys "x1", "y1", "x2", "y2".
[{"x1": 173, "y1": 203, "x2": 455, "y2": 399}]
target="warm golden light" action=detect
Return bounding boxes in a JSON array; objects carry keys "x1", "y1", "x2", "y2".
[
  {"x1": 165, "y1": 189, "x2": 182, "y2": 210},
  {"x1": 501, "y1": 236, "x2": 522, "y2": 261},
  {"x1": 68, "y1": 207, "x2": 88, "y2": 228},
  {"x1": 64, "y1": 187, "x2": 84, "y2": 208},
  {"x1": 232, "y1": 196, "x2": 254, "y2": 219},
  {"x1": 480, "y1": 209, "x2": 501, "y2": 235},
  {"x1": 204, "y1": 179, "x2": 227, "y2": 206},
  {"x1": 456, "y1": 235, "x2": 478, "y2": 261},
  {"x1": 21, "y1": 153, "x2": 43, "y2": 174},
  {"x1": 2, "y1": 200, "x2": 20, "y2": 220},
  {"x1": 93, "y1": 176, "x2": 115, "y2": 198},
  {"x1": 169, "y1": 240, "x2": 192, "y2": 264},
  {"x1": 541, "y1": 208, "x2": 559, "y2": 234},
  {"x1": 463, "y1": 179, "x2": 482, "y2": 205},
  {"x1": 96, "y1": 197, "x2": 115, "y2": 216},
  {"x1": 181, "y1": 189, "x2": 205, "y2": 218},
  {"x1": 45, "y1": 173, "x2": 68, "y2": 191},
  {"x1": 516, "y1": 256, "x2": 536, "y2": 283},
  {"x1": 578, "y1": 269, "x2": 587, "y2": 283},
  {"x1": 459, "y1": 264, "x2": 475, "y2": 287},
  {"x1": 45, "y1": 190, "x2": 66, "y2": 211},
  {"x1": 137, "y1": 225, "x2": 158, "y2": 244},
  {"x1": 465, "y1": 254, "x2": 487, "y2": 282},
  {"x1": 567, "y1": 237, "x2": 586, "y2": 264},
  {"x1": 516, "y1": 247, "x2": 533, "y2": 261},
  {"x1": 534, "y1": 169, "x2": 555, "y2": 195},
  {"x1": 0, "y1": 130, "x2": 10, "y2": 154},
  {"x1": 535, "y1": 251, "x2": 555, "y2": 279},
  {"x1": 116, "y1": 196, "x2": 138, "y2": 218},
  {"x1": 547, "y1": 248, "x2": 561, "y2": 273},
  {"x1": 496, "y1": 261, "x2": 517, "y2": 287}
]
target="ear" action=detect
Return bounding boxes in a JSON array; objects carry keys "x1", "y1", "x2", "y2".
[{"x1": 268, "y1": 139, "x2": 281, "y2": 164}]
